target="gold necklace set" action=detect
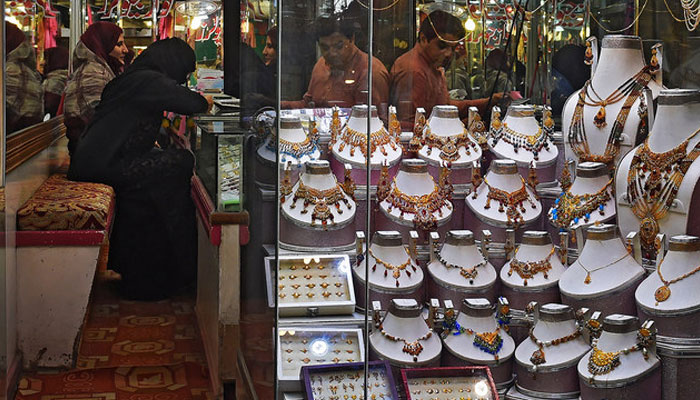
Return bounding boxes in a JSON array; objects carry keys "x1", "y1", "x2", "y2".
[
  {"x1": 286, "y1": 179, "x2": 353, "y2": 230},
  {"x1": 549, "y1": 179, "x2": 613, "y2": 229},
  {"x1": 480, "y1": 177, "x2": 537, "y2": 229},
  {"x1": 331, "y1": 125, "x2": 399, "y2": 158},
  {"x1": 627, "y1": 127, "x2": 700, "y2": 259},
  {"x1": 507, "y1": 247, "x2": 556, "y2": 286},
  {"x1": 379, "y1": 174, "x2": 453, "y2": 232},
  {"x1": 489, "y1": 108, "x2": 554, "y2": 161},
  {"x1": 422, "y1": 128, "x2": 479, "y2": 162},
  {"x1": 379, "y1": 324, "x2": 433, "y2": 362},
  {"x1": 368, "y1": 247, "x2": 417, "y2": 287},
  {"x1": 587, "y1": 338, "x2": 640, "y2": 378}
]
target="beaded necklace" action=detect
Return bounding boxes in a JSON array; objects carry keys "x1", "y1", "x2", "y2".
[
  {"x1": 433, "y1": 246, "x2": 487, "y2": 284},
  {"x1": 627, "y1": 127, "x2": 700, "y2": 259},
  {"x1": 528, "y1": 325, "x2": 582, "y2": 370},
  {"x1": 423, "y1": 128, "x2": 479, "y2": 162},
  {"x1": 450, "y1": 325, "x2": 504, "y2": 360},
  {"x1": 568, "y1": 67, "x2": 652, "y2": 166},
  {"x1": 368, "y1": 247, "x2": 417, "y2": 287},
  {"x1": 482, "y1": 177, "x2": 537, "y2": 229},
  {"x1": 507, "y1": 247, "x2": 556, "y2": 286},
  {"x1": 378, "y1": 324, "x2": 433, "y2": 362},
  {"x1": 587, "y1": 338, "x2": 640, "y2": 377},
  {"x1": 331, "y1": 125, "x2": 399, "y2": 158},
  {"x1": 549, "y1": 178, "x2": 613, "y2": 228},
  {"x1": 278, "y1": 135, "x2": 319, "y2": 160},
  {"x1": 492, "y1": 123, "x2": 551, "y2": 160}
]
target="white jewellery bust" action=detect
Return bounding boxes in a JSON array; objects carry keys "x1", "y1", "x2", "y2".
[
  {"x1": 548, "y1": 162, "x2": 615, "y2": 230},
  {"x1": 276, "y1": 114, "x2": 322, "y2": 166},
  {"x1": 562, "y1": 35, "x2": 661, "y2": 168},
  {"x1": 330, "y1": 104, "x2": 402, "y2": 169},
  {"x1": 560, "y1": 224, "x2": 644, "y2": 297},
  {"x1": 353, "y1": 231, "x2": 423, "y2": 292},
  {"x1": 489, "y1": 104, "x2": 557, "y2": 166},
  {"x1": 467, "y1": 159, "x2": 541, "y2": 229},
  {"x1": 428, "y1": 230, "x2": 497, "y2": 290},
  {"x1": 417, "y1": 105, "x2": 481, "y2": 167},
  {"x1": 369, "y1": 298, "x2": 442, "y2": 366},
  {"x1": 501, "y1": 231, "x2": 566, "y2": 290},
  {"x1": 616, "y1": 89, "x2": 700, "y2": 258},
  {"x1": 577, "y1": 314, "x2": 659, "y2": 386},
  {"x1": 280, "y1": 160, "x2": 356, "y2": 230}
]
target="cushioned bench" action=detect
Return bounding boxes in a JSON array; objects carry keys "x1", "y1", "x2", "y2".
[{"x1": 16, "y1": 173, "x2": 115, "y2": 368}]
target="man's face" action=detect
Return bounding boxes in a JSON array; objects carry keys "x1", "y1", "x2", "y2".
[
  {"x1": 420, "y1": 32, "x2": 459, "y2": 69},
  {"x1": 318, "y1": 32, "x2": 354, "y2": 70}
]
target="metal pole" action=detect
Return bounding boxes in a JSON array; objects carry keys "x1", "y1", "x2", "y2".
[
  {"x1": 152, "y1": 0, "x2": 159, "y2": 42},
  {"x1": 69, "y1": 0, "x2": 84, "y2": 74},
  {"x1": 2, "y1": 2, "x2": 6, "y2": 185}
]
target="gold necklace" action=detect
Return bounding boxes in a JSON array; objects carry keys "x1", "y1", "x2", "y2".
[
  {"x1": 423, "y1": 127, "x2": 479, "y2": 162},
  {"x1": 382, "y1": 177, "x2": 451, "y2": 232},
  {"x1": 627, "y1": 127, "x2": 700, "y2": 259},
  {"x1": 529, "y1": 325, "x2": 582, "y2": 371},
  {"x1": 331, "y1": 125, "x2": 398, "y2": 158},
  {"x1": 550, "y1": 179, "x2": 613, "y2": 228},
  {"x1": 588, "y1": 338, "x2": 640, "y2": 377},
  {"x1": 654, "y1": 258, "x2": 700, "y2": 305},
  {"x1": 433, "y1": 247, "x2": 487, "y2": 284},
  {"x1": 482, "y1": 177, "x2": 537, "y2": 229},
  {"x1": 288, "y1": 179, "x2": 352, "y2": 229},
  {"x1": 368, "y1": 247, "x2": 417, "y2": 287},
  {"x1": 379, "y1": 324, "x2": 433, "y2": 362},
  {"x1": 508, "y1": 247, "x2": 556, "y2": 286},
  {"x1": 577, "y1": 251, "x2": 630, "y2": 284}
]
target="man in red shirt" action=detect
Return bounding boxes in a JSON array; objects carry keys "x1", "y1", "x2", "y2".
[
  {"x1": 282, "y1": 14, "x2": 390, "y2": 116},
  {"x1": 390, "y1": 10, "x2": 503, "y2": 128}
]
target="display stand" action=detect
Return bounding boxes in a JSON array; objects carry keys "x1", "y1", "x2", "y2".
[
  {"x1": 441, "y1": 298, "x2": 516, "y2": 389},
  {"x1": 426, "y1": 230, "x2": 498, "y2": 304},
  {"x1": 500, "y1": 231, "x2": 565, "y2": 311},
  {"x1": 616, "y1": 89, "x2": 700, "y2": 260},
  {"x1": 376, "y1": 159, "x2": 454, "y2": 237},
  {"x1": 280, "y1": 160, "x2": 356, "y2": 251},
  {"x1": 414, "y1": 105, "x2": 481, "y2": 184},
  {"x1": 489, "y1": 105, "x2": 558, "y2": 184},
  {"x1": 369, "y1": 299, "x2": 442, "y2": 369},
  {"x1": 577, "y1": 315, "x2": 660, "y2": 400},
  {"x1": 510, "y1": 303, "x2": 589, "y2": 399},
  {"x1": 330, "y1": 105, "x2": 402, "y2": 185},
  {"x1": 353, "y1": 231, "x2": 423, "y2": 310},
  {"x1": 559, "y1": 224, "x2": 644, "y2": 316},
  {"x1": 562, "y1": 35, "x2": 661, "y2": 169}
]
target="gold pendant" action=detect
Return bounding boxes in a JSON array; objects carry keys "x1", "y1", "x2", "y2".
[
  {"x1": 594, "y1": 106, "x2": 607, "y2": 128},
  {"x1": 584, "y1": 272, "x2": 592, "y2": 284},
  {"x1": 655, "y1": 285, "x2": 671, "y2": 304}
]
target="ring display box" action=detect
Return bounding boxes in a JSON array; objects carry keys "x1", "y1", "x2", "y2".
[
  {"x1": 401, "y1": 366, "x2": 499, "y2": 400},
  {"x1": 353, "y1": 231, "x2": 423, "y2": 310},
  {"x1": 559, "y1": 224, "x2": 644, "y2": 316},
  {"x1": 265, "y1": 254, "x2": 356, "y2": 317},
  {"x1": 426, "y1": 230, "x2": 498, "y2": 304},
  {"x1": 412, "y1": 105, "x2": 481, "y2": 184},
  {"x1": 376, "y1": 159, "x2": 454, "y2": 238},
  {"x1": 280, "y1": 160, "x2": 357, "y2": 251},
  {"x1": 500, "y1": 231, "x2": 565, "y2": 311},
  {"x1": 441, "y1": 298, "x2": 515, "y2": 389},
  {"x1": 369, "y1": 299, "x2": 442, "y2": 369},
  {"x1": 577, "y1": 315, "x2": 660, "y2": 400},
  {"x1": 330, "y1": 105, "x2": 403, "y2": 185},
  {"x1": 513, "y1": 303, "x2": 589, "y2": 398},
  {"x1": 301, "y1": 360, "x2": 400, "y2": 400},
  {"x1": 466, "y1": 160, "x2": 542, "y2": 246},
  {"x1": 488, "y1": 105, "x2": 558, "y2": 184},
  {"x1": 277, "y1": 327, "x2": 365, "y2": 393}
]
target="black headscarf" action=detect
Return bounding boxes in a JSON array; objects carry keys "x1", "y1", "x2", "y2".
[{"x1": 129, "y1": 37, "x2": 195, "y2": 84}]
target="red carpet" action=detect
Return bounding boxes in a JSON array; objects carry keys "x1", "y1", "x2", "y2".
[{"x1": 16, "y1": 272, "x2": 212, "y2": 400}]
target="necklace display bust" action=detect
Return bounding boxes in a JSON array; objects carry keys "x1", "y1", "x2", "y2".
[
  {"x1": 277, "y1": 115, "x2": 321, "y2": 166},
  {"x1": 577, "y1": 315, "x2": 660, "y2": 399},
  {"x1": 563, "y1": 35, "x2": 660, "y2": 169},
  {"x1": 353, "y1": 231, "x2": 424, "y2": 310},
  {"x1": 417, "y1": 104, "x2": 481, "y2": 166},
  {"x1": 560, "y1": 224, "x2": 644, "y2": 316},
  {"x1": 636, "y1": 235, "x2": 700, "y2": 338},
  {"x1": 616, "y1": 89, "x2": 700, "y2": 261},
  {"x1": 369, "y1": 299, "x2": 442, "y2": 367},
  {"x1": 426, "y1": 230, "x2": 498, "y2": 304}
]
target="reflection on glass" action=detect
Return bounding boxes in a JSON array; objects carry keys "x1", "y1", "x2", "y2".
[{"x1": 5, "y1": 21, "x2": 44, "y2": 134}]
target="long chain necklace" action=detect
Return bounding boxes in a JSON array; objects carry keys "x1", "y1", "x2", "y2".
[
  {"x1": 483, "y1": 177, "x2": 537, "y2": 229},
  {"x1": 507, "y1": 247, "x2": 556, "y2": 286},
  {"x1": 382, "y1": 177, "x2": 451, "y2": 231},
  {"x1": 577, "y1": 251, "x2": 630, "y2": 284},
  {"x1": 331, "y1": 125, "x2": 399, "y2": 158},
  {"x1": 368, "y1": 247, "x2": 417, "y2": 287},
  {"x1": 654, "y1": 257, "x2": 700, "y2": 305},
  {"x1": 568, "y1": 67, "x2": 652, "y2": 166},
  {"x1": 423, "y1": 127, "x2": 479, "y2": 162},
  {"x1": 529, "y1": 325, "x2": 582, "y2": 370},
  {"x1": 379, "y1": 324, "x2": 433, "y2": 362},
  {"x1": 588, "y1": 338, "x2": 640, "y2": 377},
  {"x1": 434, "y1": 246, "x2": 487, "y2": 284},
  {"x1": 550, "y1": 179, "x2": 613, "y2": 228},
  {"x1": 680, "y1": 0, "x2": 700, "y2": 31},
  {"x1": 627, "y1": 127, "x2": 700, "y2": 259}
]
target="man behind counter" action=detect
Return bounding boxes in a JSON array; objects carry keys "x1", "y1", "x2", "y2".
[
  {"x1": 390, "y1": 10, "x2": 504, "y2": 128},
  {"x1": 281, "y1": 14, "x2": 389, "y2": 115}
]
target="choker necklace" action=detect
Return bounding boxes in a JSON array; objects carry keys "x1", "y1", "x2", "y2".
[
  {"x1": 529, "y1": 325, "x2": 582, "y2": 371},
  {"x1": 588, "y1": 338, "x2": 640, "y2": 378},
  {"x1": 287, "y1": 179, "x2": 352, "y2": 229},
  {"x1": 654, "y1": 257, "x2": 700, "y2": 305},
  {"x1": 278, "y1": 135, "x2": 319, "y2": 161},
  {"x1": 381, "y1": 177, "x2": 452, "y2": 231},
  {"x1": 331, "y1": 124, "x2": 399, "y2": 158},
  {"x1": 434, "y1": 247, "x2": 487, "y2": 284},
  {"x1": 379, "y1": 324, "x2": 433, "y2": 362},
  {"x1": 508, "y1": 247, "x2": 556, "y2": 286},
  {"x1": 627, "y1": 127, "x2": 700, "y2": 259},
  {"x1": 368, "y1": 247, "x2": 417, "y2": 287},
  {"x1": 449, "y1": 324, "x2": 504, "y2": 360},
  {"x1": 577, "y1": 251, "x2": 630, "y2": 284},
  {"x1": 491, "y1": 121, "x2": 551, "y2": 160},
  {"x1": 423, "y1": 128, "x2": 479, "y2": 162},
  {"x1": 482, "y1": 177, "x2": 537, "y2": 229},
  {"x1": 550, "y1": 179, "x2": 613, "y2": 228},
  {"x1": 568, "y1": 67, "x2": 652, "y2": 166}
]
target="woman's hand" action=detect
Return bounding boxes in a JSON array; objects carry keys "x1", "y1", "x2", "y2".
[{"x1": 205, "y1": 95, "x2": 214, "y2": 113}]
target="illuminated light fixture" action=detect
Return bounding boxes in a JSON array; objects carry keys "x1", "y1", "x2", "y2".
[
  {"x1": 465, "y1": 18, "x2": 476, "y2": 31},
  {"x1": 555, "y1": 25, "x2": 564, "y2": 32},
  {"x1": 344, "y1": 79, "x2": 356, "y2": 84},
  {"x1": 175, "y1": 0, "x2": 220, "y2": 17},
  {"x1": 310, "y1": 339, "x2": 329, "y2": 356},
  {"x1": 475, "y1": 380, "x2": 489, "y2": 397},
  {"x1": 190, "y1": 16, "x2": 203, "y2": 29}
]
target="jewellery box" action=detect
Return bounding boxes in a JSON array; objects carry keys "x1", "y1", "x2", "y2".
[
  {"x1": 401, "y1": 366, "x2": 499, "y2": 400},
  {"x1": 301, "y1": 360, "x2": 399, "y2": 400}
]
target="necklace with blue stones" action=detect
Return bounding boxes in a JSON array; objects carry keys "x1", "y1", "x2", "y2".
[
  {"x1": 441, "y1": 310, "x2": 508, "y2": 361},
  {"x1": 549, "y1": 178, "x2": 612, "y2": 228},
  {"x1": 433, "y1": 246, "x2": 487, "y2": 284}
]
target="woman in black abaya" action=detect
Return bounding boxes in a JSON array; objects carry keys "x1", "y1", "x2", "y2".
[{"x1": 68, "y1": 38, "x2": 209, "y2": 300}]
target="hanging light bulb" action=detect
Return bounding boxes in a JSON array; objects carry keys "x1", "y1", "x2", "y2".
[
  {"x1": 190, "y1": 16, "x2": 203, "y2": 29},
  {"x1": 465, "y1": 18, "x2": 476, "y2": 31}
]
